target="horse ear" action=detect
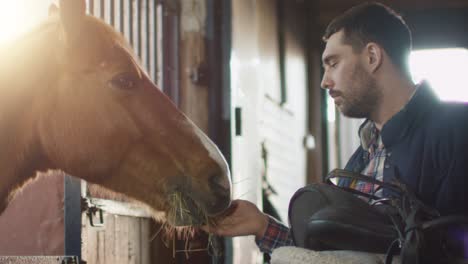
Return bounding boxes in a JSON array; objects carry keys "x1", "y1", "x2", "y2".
[
  {"x1": 59, "y1": 0, "x2": 86, "y2": 42},
  {"x1": 48, "y1": 4, "x2": 59, "y2": 17}
]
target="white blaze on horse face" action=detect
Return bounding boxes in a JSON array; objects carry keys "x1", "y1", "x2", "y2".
[{"x1": 192, "y1": 122, "x2": 232, "y2": 190}]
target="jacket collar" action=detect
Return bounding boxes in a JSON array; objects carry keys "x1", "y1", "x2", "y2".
[{"x1": 358, "y1": 81, "x2": 440, "y2": 148}]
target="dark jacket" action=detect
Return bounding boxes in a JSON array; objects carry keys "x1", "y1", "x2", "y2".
[{"x1": 341, "y1": 82, "x2": 468, "y2": 215}]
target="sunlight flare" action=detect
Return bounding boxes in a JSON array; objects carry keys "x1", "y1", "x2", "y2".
[
  {"x1": 410, "y1": 48, "x2": 468, "y2": 103},
  {"x1": 0, "y1": 0, "x2": 50, "y2": 45}
]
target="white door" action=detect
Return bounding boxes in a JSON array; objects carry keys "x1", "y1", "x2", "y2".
[{"x1": 230, "y1": 0, "x2": 308, "y2": 263}]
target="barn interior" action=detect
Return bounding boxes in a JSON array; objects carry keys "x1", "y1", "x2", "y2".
[{"x1": 0, "y1": 0, "x2": 467, "y2": 263}]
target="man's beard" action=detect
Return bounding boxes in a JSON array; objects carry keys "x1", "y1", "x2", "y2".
[{"x1": 339, "y1": 65, "x2": 381, "y2": 119}]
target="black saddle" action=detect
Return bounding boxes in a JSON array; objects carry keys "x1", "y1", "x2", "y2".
[{"x1": 288, "y1": 169, "x2": 468, "y2": 264}]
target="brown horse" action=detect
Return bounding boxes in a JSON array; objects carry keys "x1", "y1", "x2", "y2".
[{"x1": 0, "y1": 0, "x2": 231, "y2": 226}]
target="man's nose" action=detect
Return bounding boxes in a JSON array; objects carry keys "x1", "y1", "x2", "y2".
[{"x1": 321, "y1": 72, "x2": 334, "y2": 90}]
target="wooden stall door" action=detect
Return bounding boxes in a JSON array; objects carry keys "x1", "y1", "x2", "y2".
[
  {"x1": 230, "y1": 0, "x2": 264, "y2": 263},
  {"x1": 230, "y1": 0, "x2": 309, "y2": 263},
  {"x1": 258, "y1": 0, "x2": 308, "y2": 224}
]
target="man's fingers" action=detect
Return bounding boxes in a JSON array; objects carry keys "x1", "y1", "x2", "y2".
[{"x1": 213, "y1": 201, "x2": 239, "y2": 221}]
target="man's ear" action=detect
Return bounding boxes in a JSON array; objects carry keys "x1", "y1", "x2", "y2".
[
  {"x1": 365, "y1": 43, "x2": 383, "y2": 73},
  {"x1": 59, "y1": 0, "x2": 86, "y2": 44}
]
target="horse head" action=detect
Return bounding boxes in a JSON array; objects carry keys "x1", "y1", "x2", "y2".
[{"x1": 22, "y1": 0, "x2": 231, "y2": 226}]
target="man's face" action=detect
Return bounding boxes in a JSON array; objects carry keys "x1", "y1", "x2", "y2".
[{"x1": 321, "y1": 31, "x2": 381, "y2": 118}]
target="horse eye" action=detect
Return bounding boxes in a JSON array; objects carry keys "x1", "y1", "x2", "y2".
[{"x1": 109, "y1": 73, "x2": 138, "y2": 90}]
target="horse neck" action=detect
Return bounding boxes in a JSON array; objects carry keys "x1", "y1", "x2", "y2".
[{"x1": 0, "y1": 23, "x2": 58, "y2": 210}]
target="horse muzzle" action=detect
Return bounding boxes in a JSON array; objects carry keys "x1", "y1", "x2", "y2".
[
  {"x1": 204, "y1": 173, "x2": 232, "y2": 215},
  {"x1": 165, "y1": 173, "x2": 231, "y2": 226}
]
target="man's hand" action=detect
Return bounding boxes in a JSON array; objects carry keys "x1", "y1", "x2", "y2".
[{"x1": 202, "y1": 199, "x2": 269, "y2": 239}]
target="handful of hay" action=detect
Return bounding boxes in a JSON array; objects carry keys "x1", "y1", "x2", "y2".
[{"x1": 152, "y1": 191, "x2": 226, "y2": 259}]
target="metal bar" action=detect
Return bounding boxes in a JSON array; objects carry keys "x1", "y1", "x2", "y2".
[
  {"x1": 172, "y1": 13, "x2": 180, "y2": 106},
  {"x1": 129, "y1": 0, "x2": 134, "y2": 47},
  {"x1": 137, "y1": 0, "x2": 142, "y2": 59},
  {"x1": 89, "y1": 0, "x2": 94, "y2": 15},
  {"x1": 100, "y1": 0, "x2": 105, "y2": 19},
  {"x1": 154, "y1": 0, "x2": 159, "y2": 84},
  {"x1": 151, "y1": 0, "x2": 156, "y2": 82},
  {"x1": 146, "y1": 0, "x2": 151, "y2": 71},
  {"x1": 162, "y1": 7, "x2": 179, "y2": 105},
  {"x1": 161, "y1": 2, "x2": 168, "y2": 93},
  {"x1": 156, "y1": 3, "x2": 163, "y2": 88},
  {"x1": 120, "y1": 0, "x2": 125, "y2": 34},
  {"x1": 64, "y1": 175, "x2": 82, "y2": 260},
  {"x1": 110, "y1": 0, "x2": 115, "y2": 26}
]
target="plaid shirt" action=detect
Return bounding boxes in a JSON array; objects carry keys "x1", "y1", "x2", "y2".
[
  {"x1": 255, "y1": 216, "x2": 293, "y2": 254},
  {"x1": 352, "y1": 121, "x2": 385, "y2": 197},
  {"x1": 256, "y1": 121, "x2": 386, "y2": 254}
]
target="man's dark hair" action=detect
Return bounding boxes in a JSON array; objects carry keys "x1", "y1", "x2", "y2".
[{"x1": 323, "y1": 2, "x2": 412, "y2": 77}]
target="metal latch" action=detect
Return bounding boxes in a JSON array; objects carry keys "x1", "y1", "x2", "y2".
[{"x1": 82, "y1": 198, "x2": 104, "y2": 227}]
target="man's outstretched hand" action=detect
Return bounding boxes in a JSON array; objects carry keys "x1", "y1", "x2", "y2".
[{"x1": 202, "y1": 199, "x2": 269, "y2": 239}]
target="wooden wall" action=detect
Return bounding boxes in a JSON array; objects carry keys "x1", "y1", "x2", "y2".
[
  {"x1": 82, "y1": 214, "x2": 151, "y2": 264},
  {"x1": 0, "y1": 173, "x2": 65, "y2": 255}
]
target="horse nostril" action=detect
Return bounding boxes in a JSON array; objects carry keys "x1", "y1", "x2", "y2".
[
  {"x1": 206, "y1": 174, "x2": 232, "y2": 215},
  {"x1": 209, "y1": 174, "x2": 231, "y2": 193},
  {"x1": 208, "y1": 195, "x2": 231, "y2": 216}
]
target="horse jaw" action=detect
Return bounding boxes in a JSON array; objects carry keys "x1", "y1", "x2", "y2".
[{"x1": 91, "y1": 132, "x2": 231, "y2": 227}]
